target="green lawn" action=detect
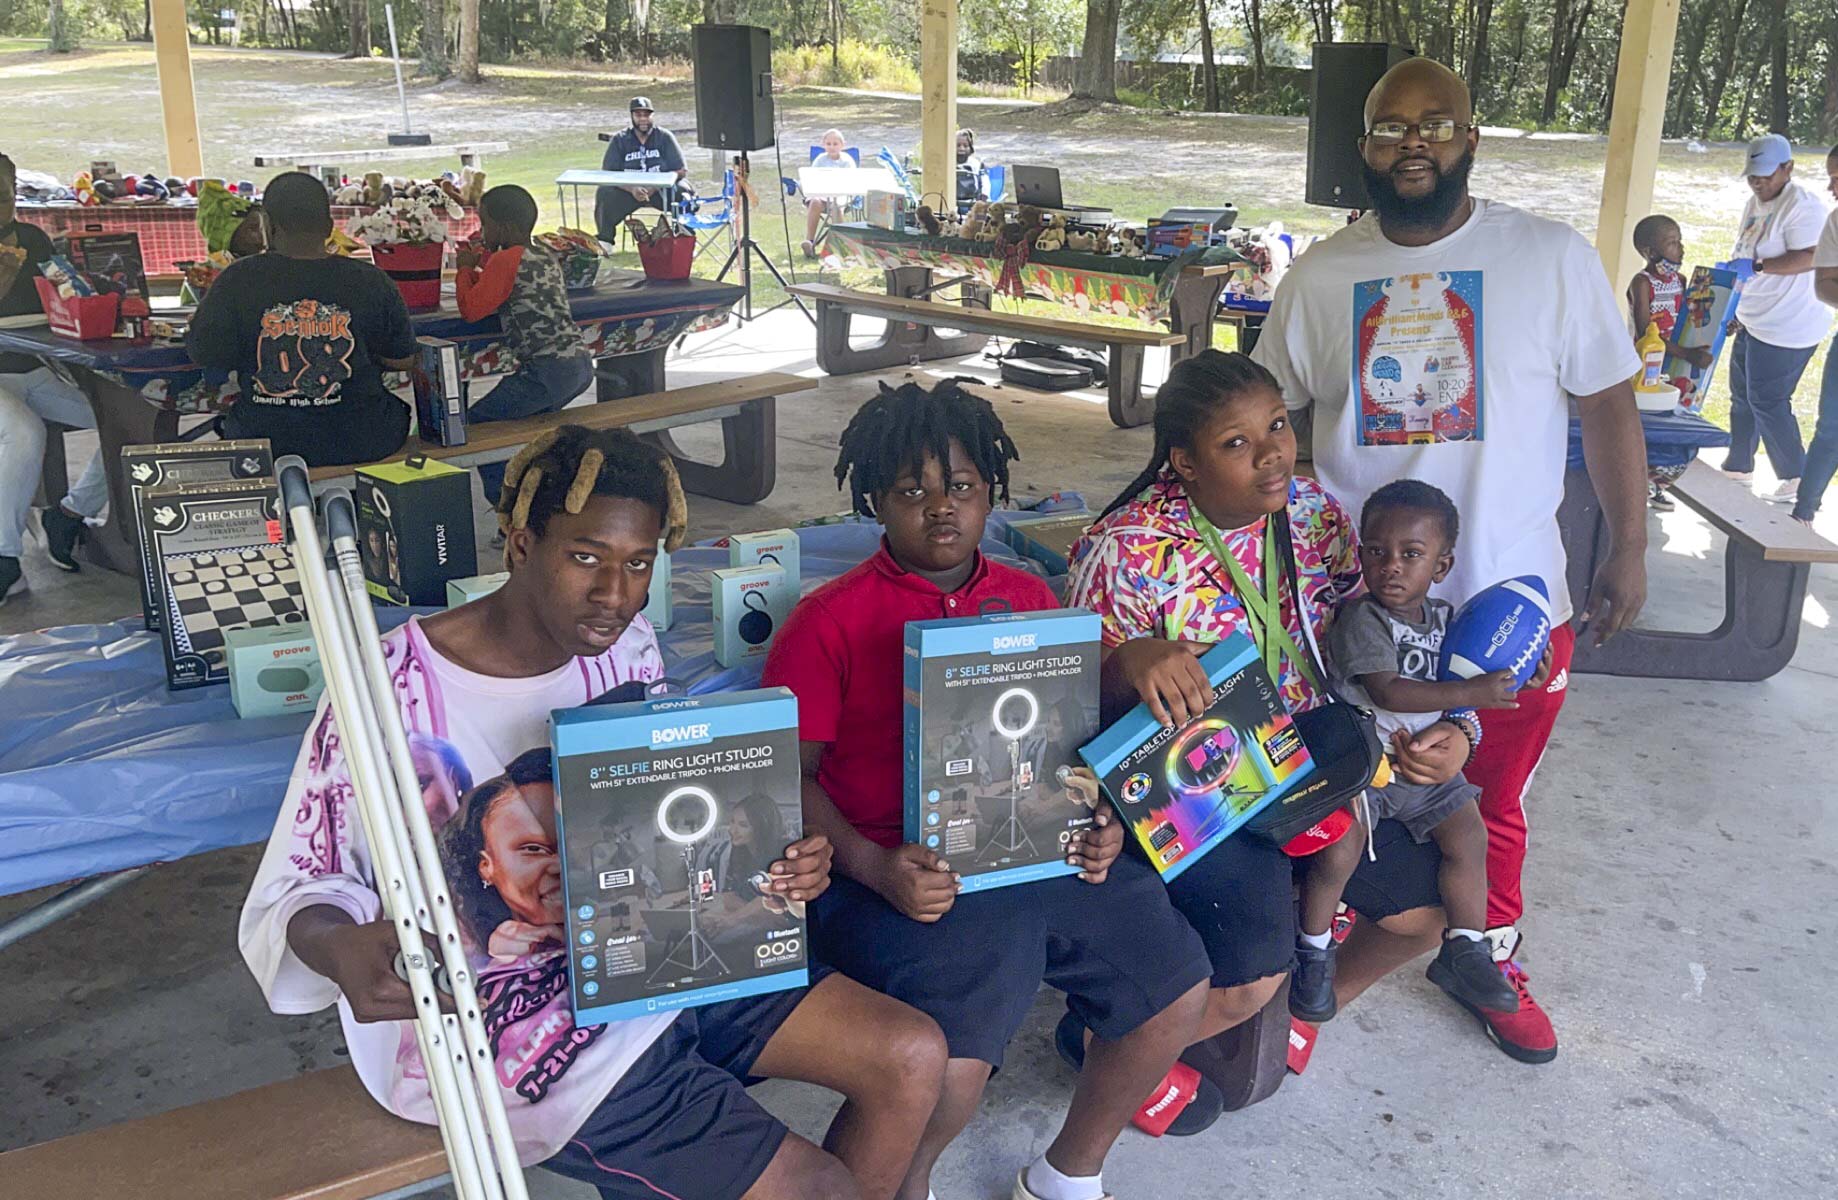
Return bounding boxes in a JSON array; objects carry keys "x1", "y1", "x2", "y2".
[{"x1": 3, "y1": 40, "x2": 1828, "y2": 439}]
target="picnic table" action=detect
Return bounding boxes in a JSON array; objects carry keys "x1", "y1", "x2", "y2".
[
  {"x1": 0, "y1": 271, "x2": 742, "y2": 575},
  {"x1": 555, "y1": 169, "x2": 682, "y2": 231}
]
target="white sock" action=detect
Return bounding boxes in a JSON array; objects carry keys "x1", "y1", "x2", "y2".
[
  {"x1": 1448, "y1": 927, "x2": 1485, "y2": 942},
  {"x1": 1025, "y1": 1154, "x2": 1104, "y2": 1200},
  {"x1": 1298, "y1": 929, "x2": 1333, "y2": 950}
]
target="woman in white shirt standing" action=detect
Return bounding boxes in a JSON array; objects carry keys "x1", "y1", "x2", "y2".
[{"x1": 1722, "y1": 134, "x2": 1835, "y2": 505}]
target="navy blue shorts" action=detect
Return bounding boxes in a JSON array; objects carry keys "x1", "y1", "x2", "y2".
[
  {"x1": 542, "y1": 967, "x2": 833, "y2": 1200},
  {"x1": 1168, "y1": 821, "x2": 1445, "y2": 989},
  {"x1": 810, "y1": 854, "x2": 1210, "y2": 1067}
]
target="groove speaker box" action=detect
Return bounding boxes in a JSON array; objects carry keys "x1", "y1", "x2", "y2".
[
  {"x1": 1306, "y1": 42, "x2": 1413, "y2": 209},
  {"x1": 693, "y1": 24, "x2": 774, "y2": 151}
]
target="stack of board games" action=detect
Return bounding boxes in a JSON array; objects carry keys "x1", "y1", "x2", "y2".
[
  {"x1": 551, "y1": 688, "x2": 809, "y2": 1022},
  {"x1": 124, "y1": 439, "x2": 273, "y2": 629},
  {"x1": 140, "y1": 477, "x2": 304, "y2": 689},
  {"x1": 355, "y1": 458, "x2": 476, "y2": 606},
  {"x1": 410, "y1": 337, "x2": 468, "y2": 447},
  {"x1": 1004, "y1": 511, "x2": 1092, "y2": 577},
  {"x1": 903, "y1": 609, "x2": 1102, "y2": 891},
  {"x1": 1079, "y1": 633, "x2": 1316, "y2": 880}
]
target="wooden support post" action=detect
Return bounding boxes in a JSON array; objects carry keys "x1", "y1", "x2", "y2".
[
  {"x1": 1593, "y1": 0, "x2": 1682, "y2": 292},
  {"x1": 150, "y1": 0, "x2": 204, "y2": 179},
  {"x1": 920, "y1": 0, "x2": 959, "y2": 207}
]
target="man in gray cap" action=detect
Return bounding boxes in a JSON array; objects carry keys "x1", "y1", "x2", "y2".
[
  {"x1": 595, "y1": 96, "x2": 688, "y2": 240},
  {"x1": 1723, "y1": 133, "x2": 1834, "y2": 505}
]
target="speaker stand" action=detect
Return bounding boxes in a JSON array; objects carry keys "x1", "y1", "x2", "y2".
[{"x1": 713, "y1": 151, "x2": 814, "y2": 326}]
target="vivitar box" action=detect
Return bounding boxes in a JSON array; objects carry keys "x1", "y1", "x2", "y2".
[
  {"x1": 712, "y1": 564, "x2": 787, "y2": 667},
  {"x1": 1080, "y1": 633, "x2": 1315, "y2": 880},
  {"x1": 728, "y1": 529, "x2": 799, "y2": 614},
  {"x1": 355, "y1": 457, "x2": 476, "y2": 606},
  {"x1": 124, "y1": 439, "x2": 273, "y2": 629},
  {"x1": 551, "y1": 688, "x2": 809, "y2": 1022},
  {"x1": 226, "y1": 622, "x2": 322, "y2": 718},
  {"x1": 1004, "y1": 512, "x2": 1091, "y2": 577},
  {"x1": 903, "y1": 608, "x2": 1101, "y2": 892},
  {"x1": 446, "y1": 571, "x2": 508, "y2": 608},
  {"x1": 140, "y1": 478, "x2": 304, "y2": 689}
]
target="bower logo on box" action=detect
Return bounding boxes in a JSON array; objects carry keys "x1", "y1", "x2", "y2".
[
  {"x1": 650, "y1": 722, "x2": 713, "y2": 749},
  {"x1": 991, "y1": 633, "x2": 1038, "y2": 653}
]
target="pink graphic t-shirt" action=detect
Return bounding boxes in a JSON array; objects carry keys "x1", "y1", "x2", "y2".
[
  {"x1": 239, "y1": 614, "x2": 668, "y2": 1164},
  {"x1": 1066, "y1": 472, "x2": 1362, "y2": 715}
]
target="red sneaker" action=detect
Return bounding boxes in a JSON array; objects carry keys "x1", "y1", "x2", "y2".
[{"x1": 1448, "y1": 959, "x2": 1558, "y2": 1064}]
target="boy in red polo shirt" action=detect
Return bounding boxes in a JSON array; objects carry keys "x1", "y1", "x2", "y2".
[{"x1": 762, "y1": 380, "x2": 1213, "y2": 1200}]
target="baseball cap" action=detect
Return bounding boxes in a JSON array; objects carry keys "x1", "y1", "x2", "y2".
[
  {"x1": 629, "y1": 96, "x2": 654, "y2": 113},
  {"x1": 1743, "y1": 133, "x2": 1793, "y2": 178}
]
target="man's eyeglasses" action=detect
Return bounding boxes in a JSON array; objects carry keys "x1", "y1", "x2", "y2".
[{"x1": 1363, "y1": 119, "x2": 1473, "y2": 145}]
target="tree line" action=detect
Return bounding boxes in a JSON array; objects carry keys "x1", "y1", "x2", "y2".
[{"x1": 13, "y1": 0, "x2": 1838, "y2": 141}]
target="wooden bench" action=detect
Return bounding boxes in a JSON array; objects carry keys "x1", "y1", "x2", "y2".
[
  {"x1": 1561, "y1": 460, "x2": 1838, "y2": 681},
  {"x1": 787, "y1": 282, "x2": 1183, "y2": 429},
  {"x1": 0, "y1": 1066, "x2": 447, "y2": 1200},
  {"x1": 308, "y1": 372, "x2": 816, "y2": 506}
]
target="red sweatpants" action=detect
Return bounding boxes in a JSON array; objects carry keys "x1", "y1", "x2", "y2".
[{"x1": 1461, "y1": 623, "x2": 1576, "y2": 929}]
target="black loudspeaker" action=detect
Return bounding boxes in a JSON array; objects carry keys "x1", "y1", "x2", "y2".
[
  {"x1": 1306, "y1": 42, "x2": 1413, "y2": 209},
  {"x1": 692, "y1": 24, "x2": 774, "y2": 152}
]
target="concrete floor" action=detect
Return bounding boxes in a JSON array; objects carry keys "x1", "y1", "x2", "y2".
[{"x1": 2, "y1": 314, "x2": 1835, "y2": 1199}]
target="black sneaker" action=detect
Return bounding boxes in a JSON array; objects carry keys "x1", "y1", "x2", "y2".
[
  {"x1": 1289, "y1": 941, "x2": 1338, "y2": 1023},
  {"x1": 1054, "y1": 1010, "x2": 1225, "y2": 1137},
  {"x1": 40, "y1": 506, "x2": 85, "y2": 572},
  {"x1": 1427, "y1": 935, "x2": 1521, "y2": 1013},
  {"x1": 0, "y1": 555, "x2": 22, "y2": 606}
]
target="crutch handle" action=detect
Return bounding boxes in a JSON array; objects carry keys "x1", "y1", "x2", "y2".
[
  {"x1": 276, "y1": 456, "x2": 313, "y2": 511},
  {"x1": 324, "y1": 488, "x2": 358, "y2": 542}
]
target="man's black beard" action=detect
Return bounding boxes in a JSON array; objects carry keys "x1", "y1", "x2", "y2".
[{"x1": 1361, "y1": 147, "x2": 1475, "y2": 232}]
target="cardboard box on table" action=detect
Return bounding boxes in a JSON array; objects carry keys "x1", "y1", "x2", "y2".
[
  {"x1": 1080, "y1": 634, "x2": 1316, "y2": 880},
  {"x1": 1663, "y1": 264, "x2": 1743, "y2": 413},
  {"x1": 727, "y1": 529, "x2": 799, "y2": 615},
  {"x1": 410, "y1": 337, "x2": 468, "y2": 447},
  {"x1": 903, "y1": 608, "x2": 1102, "y2": 892},
  {"x1": 712, "y1": 564, "x2": 788, "y2": 667},
  {"x1": 355, "y1": 457, "x2": 476, "y2": 607},
  {"x1": 123, "y1": 438, "x2": 273, "y2": 629},
  {"x1": 226, "y1": 622, "x2": 323, "y2": 717},
  {"x1": 551, "y1": 688, "x2": 809, "y2": 1022},
  {"x1": 140, "y1": 477, "x2": 304, "y2": 690},
  {"x1": 56, "y1": 229, "x2": 148, "y2": 300}
]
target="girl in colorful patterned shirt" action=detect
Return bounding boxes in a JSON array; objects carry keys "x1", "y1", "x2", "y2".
[{"x1": 1066, "y1": 350, "x2": 1474, "y2": 1051}]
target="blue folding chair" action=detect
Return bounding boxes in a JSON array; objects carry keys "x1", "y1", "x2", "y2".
[
  {"x1": 679, "y1": 169, "x2": 737, "y2": 263},
  {"x1": 984, "y1": 164, "x2": 1007, "y2": 203},
  {"x1": 781, "y1": 146, "x2": 864, "y2": 198}
]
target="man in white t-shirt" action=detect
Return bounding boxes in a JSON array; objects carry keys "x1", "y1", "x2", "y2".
[
  {"x1": 1723, "y1": 134, "x2": 1834, "y2": 504},
  {"x1": 240, "y1": 427, "x2": 946, "y2": 1199},
  {"x1": 1791, "y1": 144, "x2": 1838, "y2": 525},
  {"x1": 1253, "y1": 58, "x2": 1648, "y2": 1067}
]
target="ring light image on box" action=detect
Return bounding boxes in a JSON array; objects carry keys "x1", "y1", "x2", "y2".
[
  {"x1": 552, "y1": 688, "x2": 808, "y2": 1023},
  {"x1": 1081, "y1": 633, "x2": 1316, "y2": 880},
  {"x1": 904, "y1": 609, "x2": 1103, "y2": 892}
]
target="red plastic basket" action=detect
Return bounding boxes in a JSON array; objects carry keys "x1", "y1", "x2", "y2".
[
  {"x1": 34, "y1": 278, "x2": 121, "y2": 340},
  {"x1": 370, "y1": 241, "x2": 446, "y2": 310},
  {"x1": 638, "y1": 234, "x2": 696, "y2": 281}
]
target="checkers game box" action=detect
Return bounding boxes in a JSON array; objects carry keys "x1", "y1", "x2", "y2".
[
  {"x1": 551, "y1": 689, "x2": 809, "y2": 1023},
  {"x1": 1080, "y1": 633, "x2": 1315, "y2": 880},
  {"x1": 140, "y1": 477, "x2": 304, "y2": 690},
  {"x1": 123, "y1": 439, "x2": 273, "y2": 630},
  {"x1": 903, "y1": 609, "x2": 1102, "y2": 892}
]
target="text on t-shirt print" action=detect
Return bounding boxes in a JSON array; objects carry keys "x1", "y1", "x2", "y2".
[
  {"x1": 1352, "y1": 270, "x2": 1485, "y2": 447},
  {"x1": 255, "y1": 299, "x2": 357, "y2": 405}
]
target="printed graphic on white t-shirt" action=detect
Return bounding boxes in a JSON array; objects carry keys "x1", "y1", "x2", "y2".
[{"x1": 1352, "y1": 270, "x2": 1483, "y2": 446}]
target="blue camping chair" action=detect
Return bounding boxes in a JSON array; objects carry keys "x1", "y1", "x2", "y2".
[
  {"x1": 679, "y1": 169, "x2": 737, "y2": 263},
  {"x1": 985, "y1": 164, "x2": 1008, "y2": 203},
  {"x1": 781, "y1": 146, "x2": 865, "y2": 200}
]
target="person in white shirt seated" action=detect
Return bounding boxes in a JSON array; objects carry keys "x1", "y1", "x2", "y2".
[{"x1": 801, "y1": 128, "x2": 853, "y2": 259}]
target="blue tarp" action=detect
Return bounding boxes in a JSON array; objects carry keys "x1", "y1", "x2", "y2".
[
  {"x1": 0, "y1": 501, "x2": 1084, "y2": 896},
  {"x1": 1566, "y1": 410, "x2": 1730, "y2": 473}
]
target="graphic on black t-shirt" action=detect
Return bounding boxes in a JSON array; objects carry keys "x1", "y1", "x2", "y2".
[{"x1": 256, "y1": 299, "x2": 357, "y2": 404}]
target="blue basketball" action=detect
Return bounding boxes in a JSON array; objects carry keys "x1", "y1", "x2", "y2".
[{"x1": 1437, "y1": 576, "x2": 1553, "y2": 688}]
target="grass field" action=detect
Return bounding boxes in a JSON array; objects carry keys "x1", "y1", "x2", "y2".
[{"x1": 3, "y1": 40, "x2": 1830, "y2": 439}]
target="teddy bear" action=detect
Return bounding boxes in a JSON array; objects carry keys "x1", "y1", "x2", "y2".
[
  {"x1": 916, "y1": 204, "x2": 943, "y2": 237},
  {"x1": 1034, "y1": 212, "x2": 1066, "y2": 253},
  {"x1": 1118, "y1": 227, "x2": 1146, "y2": 258},
  {"x1": 362, "y1": 171, "x2": 387, "y2": 207},
  {"x1": 958, "y1": 200, "x2": 989, "y2": 242},
  {"x1": 1066, "y1": 229, "x2": 1098, "y2": 252}
]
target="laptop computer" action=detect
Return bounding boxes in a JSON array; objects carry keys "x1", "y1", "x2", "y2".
[{"x1": 1011, "y1": 165, "x2": 1113, "y2": 222}]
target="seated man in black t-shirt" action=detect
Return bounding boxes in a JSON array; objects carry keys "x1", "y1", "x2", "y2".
[
  {"x1": 188, "y1": 173, "x2": 418, "y2": 467},
  {"x1": 593, "y1": 97, "x2": 688, "y2": 240}
]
